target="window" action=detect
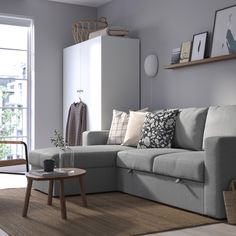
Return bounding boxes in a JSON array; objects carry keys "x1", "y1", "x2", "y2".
[{"x1": 0, "y1": 14, "x2": 34, "y2": 160}]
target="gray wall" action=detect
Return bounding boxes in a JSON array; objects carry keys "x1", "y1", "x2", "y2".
[
  {"x1": 0, "y1": 0, "x2": 96, "y2": 148},
  {"x1": 2, "y1": 0, "x2": 236, "y2": 149},
  {"x1": 98, "y1": 0, "x2": 236, "y2": 110}
]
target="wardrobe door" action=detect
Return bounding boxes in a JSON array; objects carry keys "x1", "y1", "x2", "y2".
[
  {"x1": 63, "y1": 44, "x2": 81, "y2": 135},
  {"x1": 80, "y1": 37, "x2": 102, "y2": 131}
]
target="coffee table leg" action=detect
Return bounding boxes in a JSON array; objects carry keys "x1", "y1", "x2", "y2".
[
  {"x1": 59, "y1": 179, "x2": 67, "y2": 219},
  {"x1": 22, "y1": 178, "x2": 33, "y2": 217},
  {"x1": 48, "y1": 180, "x2": 53, "y2": 205},
  {"x1": 79, "y1": 175, "x2": 87, "y2": 207}
]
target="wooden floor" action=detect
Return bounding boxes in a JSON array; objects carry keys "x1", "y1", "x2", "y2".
[
  {"x1": 146, "y1": 223, "x2": 236, "y2": 236},
  {"x1": 0, "y1": 223, "x2": 235, "y2": 236}
]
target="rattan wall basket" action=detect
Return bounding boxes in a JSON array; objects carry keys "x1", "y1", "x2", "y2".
[
  {"x1": 223, "y1": 179, "x2": 236, "y2": 224},
  {"x1": 72, "y1": 17, "x2": 108, "y2": 43}
]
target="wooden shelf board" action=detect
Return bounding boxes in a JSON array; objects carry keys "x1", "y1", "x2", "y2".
[{"x1": 164, "y1": 53, "x2": 236, "y2": 69}]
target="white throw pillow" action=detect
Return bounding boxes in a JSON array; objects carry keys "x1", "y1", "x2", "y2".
[
  {"x1": 122, "y1": 111, "x2": 147, "y2": 146},
  {"x1": 107, "y1": 110, "x2": 129, "y2": 144}
]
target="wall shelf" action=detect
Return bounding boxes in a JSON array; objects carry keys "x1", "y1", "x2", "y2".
[{"x1": 164, "y1": 53, "x2": 236, "y2": 69}]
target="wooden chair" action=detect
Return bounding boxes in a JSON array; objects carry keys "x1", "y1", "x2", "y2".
[{"x1": 0, "y1": 141, "x2": 29, "y2": 175}]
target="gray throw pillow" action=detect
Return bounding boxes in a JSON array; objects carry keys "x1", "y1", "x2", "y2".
[
  {"x1": 203, "y1": 105, "x2": 236, "y2": 149},
  {"x1": 172, "y1": 107, "x2": 208, "y2": 151},
  {"x1": 137, "y1": 110, "x2": 179, "y2": 149}
]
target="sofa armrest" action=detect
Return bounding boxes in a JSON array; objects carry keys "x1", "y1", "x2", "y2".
[
  {"x1": 204, "y1": 136, "x2": 236, "y2": 218},
  {"x1": 82, "y1": 130, "x2": 109, "y2": 146}
]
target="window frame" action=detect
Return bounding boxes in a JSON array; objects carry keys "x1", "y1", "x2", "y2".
[{"x1": 0, "y1": 13, "x2": 34, "y2": 150}]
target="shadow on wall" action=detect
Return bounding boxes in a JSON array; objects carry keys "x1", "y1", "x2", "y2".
[
  {"x1": 166, "y1": 60, "x2": 236, "y2": 108},
  {"x1": 125, "y1": 26, "x2": 236, "y2": 110},
  {"x1": 133, "y1": 25, "x2": 164, "y2": 109}
]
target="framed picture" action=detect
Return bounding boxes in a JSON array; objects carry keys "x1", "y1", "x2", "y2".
[
  {"x1": 191, "y1": 32, "x2": 208, "y2": 61},
  {"x1": 211, "y1": 5, "x2": 236, "y2": 57},
  {"x1": 180, "y1": 41, "x2": 192, "y2": 63}
]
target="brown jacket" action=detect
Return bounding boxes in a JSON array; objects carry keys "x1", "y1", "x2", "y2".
[{"x1": 65, "y1": 102, "x2": 87, "y2": 146}]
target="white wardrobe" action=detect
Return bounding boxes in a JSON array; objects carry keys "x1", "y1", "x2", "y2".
[{"x1": 63, "y1": 36, "x2": 140, "y2": 134}]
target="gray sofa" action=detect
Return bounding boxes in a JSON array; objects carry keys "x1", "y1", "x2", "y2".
[{"x1": 29, "y1": 105, "x2": 236, "y2": 219}]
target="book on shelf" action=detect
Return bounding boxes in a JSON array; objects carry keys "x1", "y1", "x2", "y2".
[
  {"x1": 29, "y1": 169, "x2": 69, "y2": 177},
  {"x1": 171, "y1": 47, "x2": 181, "y2": 64},
  {"x1": 180, "y1": 41, "x2": 192, "y2": 63}
]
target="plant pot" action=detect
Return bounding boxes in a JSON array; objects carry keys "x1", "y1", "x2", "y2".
[{"x1": 43, "y1": 159, "x2": 55, "y2": 172}]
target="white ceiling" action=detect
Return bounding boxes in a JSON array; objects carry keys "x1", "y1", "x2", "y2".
[{"x1": 48, "y1": 0, "x2": 112, "y2": 7}]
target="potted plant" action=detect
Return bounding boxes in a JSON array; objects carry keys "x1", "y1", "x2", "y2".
[{"x1": 50, "y1": 130, "x2": 74, "y2": 170}]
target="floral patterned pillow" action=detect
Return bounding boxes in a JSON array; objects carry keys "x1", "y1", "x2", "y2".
[{"x1": 137, "y1": 110, "x2": 179, "y2": 148}]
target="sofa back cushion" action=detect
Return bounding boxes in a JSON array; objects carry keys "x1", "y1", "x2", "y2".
[
  {"x1": 172, "y1": 107, "x2": 208, "y2": 151},
  {"x1": 203, "y1": 104, "x2": 236, "y2": 149}
]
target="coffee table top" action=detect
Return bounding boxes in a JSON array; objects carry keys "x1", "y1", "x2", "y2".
[{"x1": 26, "y1": 168, "x2": 86, "y2": 180}]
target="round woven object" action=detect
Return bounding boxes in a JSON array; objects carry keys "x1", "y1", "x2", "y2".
[
  {"x1": 72, "y1": 17, "x2": 108, "y2": 43},
  {"x1": 223, "y1": 180, "x2": 236, "y2": 224}
]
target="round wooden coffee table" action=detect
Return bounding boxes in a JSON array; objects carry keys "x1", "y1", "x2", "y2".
[{"x1": 22, "y1": 168, "x2": 87, "y2": 219}]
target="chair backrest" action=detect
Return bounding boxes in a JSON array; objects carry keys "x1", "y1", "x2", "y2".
[{"x1": 0, "y1": 140, "x2": 29, "y2": 174}]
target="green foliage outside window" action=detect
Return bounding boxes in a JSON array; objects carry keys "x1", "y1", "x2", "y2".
[{"x1": 0, "y1": 87, "x2": 22, "y2": 160}]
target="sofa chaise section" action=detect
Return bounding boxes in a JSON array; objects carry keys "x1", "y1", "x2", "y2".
[{"x1": 29, "y1": 145, "x2": 133, "y2": 195}]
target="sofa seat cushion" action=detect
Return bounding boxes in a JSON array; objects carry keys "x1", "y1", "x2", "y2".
[
  {"x1": 117, "y1": 148, "x2": 188, "y2": 172},
  {"x1": 29, "y1": 145, "x2": 134, "y2": 169},
  {"x1": 152, "y1": 151, "x2": 204, "y2": 182}
]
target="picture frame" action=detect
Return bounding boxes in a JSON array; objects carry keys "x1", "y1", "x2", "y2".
[
  {"x1": 180, "y1": 41, "x2": 192, "y2": 63},
  {"x1": 191, "y1": 32, "x2": 208, "y2": 61},
  {"x1": 211, "y1": 5, "x2": 236, "y2": 57}
]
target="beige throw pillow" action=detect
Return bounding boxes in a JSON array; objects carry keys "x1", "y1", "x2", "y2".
[
  {"x1": 107, "y1": 108, "x2": 149, "y2": 145},
  {"x1": 122, "y1": 111, "x2": 147, "y2": 146}
]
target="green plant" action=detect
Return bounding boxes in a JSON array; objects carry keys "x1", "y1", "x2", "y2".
[
  {"x1": 50, "y1": 129, "x2": 67, "y2": 150},
  {"x1": 0, "y1": 87, "x2": 22, "y2": 159}
]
